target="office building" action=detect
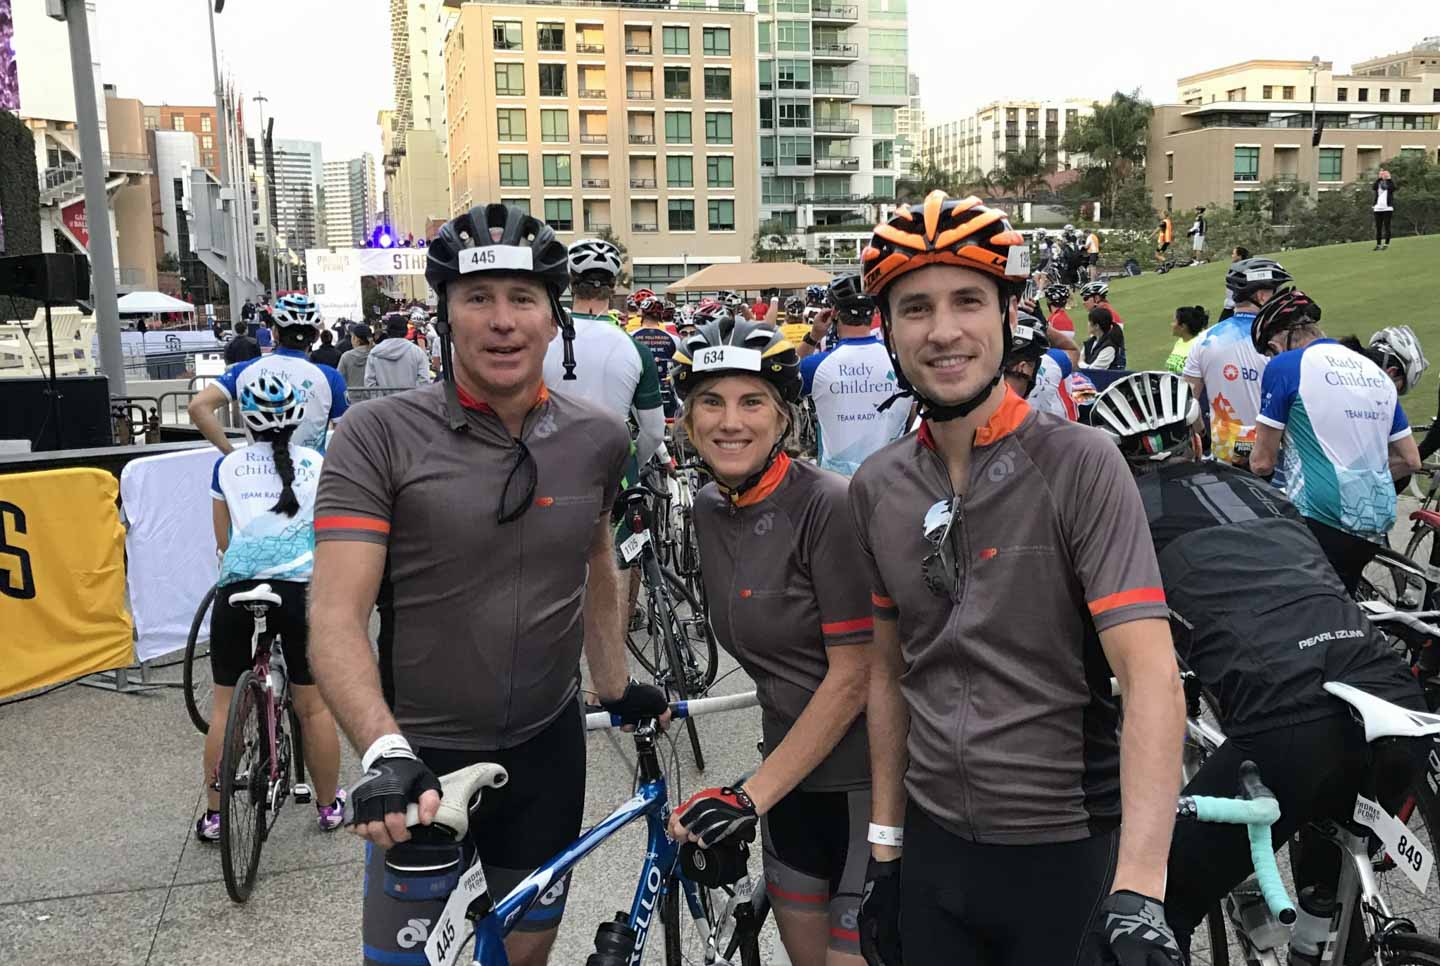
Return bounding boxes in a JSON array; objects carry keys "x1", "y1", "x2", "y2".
[
  {"x1": 895, "y1": 72, "x2": 923, "y2": 176},
  {"x1": 442, "y1": 0, "x2": 760, "y2": 293},
  {"x1": 143, "y1": 104, "x2": 220, "y2": 174},
  {"x1": 922, "y1": 98, "x2": 1095, "y2": 176},
  {"x1": 1148, "y1": 46, "x2": 1440, "y2": 214},
  {"x1": 272, "y1": 138, "x2": 324, "y2": 253},
  {"x1": 323, "y1": 155, "x2": 378, "y2": 248},
  {"x1": 385, "y1": 0, "x2": 452, "y2": 243}
]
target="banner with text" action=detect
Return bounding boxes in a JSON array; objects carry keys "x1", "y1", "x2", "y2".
[
  {"x1": 0, "y1": 468, "x2": 134, "y2": 698},
  {"x1": 304, "y1": 248, "x2": 429, "y2": 324}
]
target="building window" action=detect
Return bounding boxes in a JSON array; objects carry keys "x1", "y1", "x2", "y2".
[
  {"x1": 872, "y1": 106, "x2": 896, "y2": 135},
  {"x1": 1165, "y1": 195, "x2": 1174, "y2": 213},
  {"x1": 201, "y1": 115, "x2": 212, "y2": 132},
  {"x1": 544, "y1": 198, "x2": 574, "y2": 232},
  {"x1": 538, "y1": 22, "x2": 564, "y2": 51},
  {"x1": 1400, "y1": 147, "x2": 1427, "y2": 160},
  {"x1": 707, "y1": 155, "x2": 734, "y2": 187},
  {"x1": 1358, "y1": 88, "x2": 1369, "y2": 102},
  {"x1": 664, "y1": 67, "x2": 691, "y2": 99},
  {"x1": 778, "y1": 135, "x2": 813, "y2": 167},
  {"x1": 201, "y1": 135, "x2": 214, "y2": 149},
  {"x1": 666, "y1": 155, "x2": 694, "y2": 187},
  {"x1": 1401, "y1": 88, "x2": 1411, "y2": 103},
  {"x1": 1435, "y1": 88, "x2": 1440, "y2": 102},
  {"x1": 495, "y1": 63, "x2": 525, "y2": 96},
  {"x1": 499, "y1": 154, "x2": 529, "y2": 187},
  {"x1": 873, "y1": 140, "x2": 894, "y2": 169},
  {"x1": 540, "y1": 64, "x2": 567, "y2": 97},
  {"x1": 668, "y1": 198, "x2": 696, "y2": 231},
  {"x1": 704, "y1": 68, "x2": 732, "y2": 100},
  {"x1": 1262, "y1": 85, "x2": 1273, "y2": 99},
  {"x1": 1166, "y1": 153, "x2": 1175, "y2": 180},
  {"x1": 776, "y1": 20, "x2": 810, "y2": 52},
  {"x1": 1380, "y1": 88, "x2": 1391, "y2": 103},
  {"x1": 758, "y1": 21, "x2": 772, "y2": 54},
  {"x1": 502, "y1": 197, "x2": 532, "y2": 214},
  {"x1": 1337, "y1": 87, "x2": 1348, "y2": 101},
  {"x1": 542, "y1": 155, "x2": 572, "y2": 187},
  {"x1": 493, "y1": 21, "x2": 522, "y2": 50},
  {"x1": 172, "y1": 115, "x2": 186, "y2": 131},
  {"x1": 665, "y1": 111, "x2": 693, "y2": 143},
  {"x1": 144, "y1": 114, "x2": 158, "y2": 130},
  {"x1": 778, "y1": 100, "x2": 811, "y2": 129},
  {"x1": 706, "y1": 112, "x2": 733, "y2": 144},
  {"x1": 869, "y1": 65, "x2": 906, "y2": 95},
  {"x1": 662, "y1": 26, "x2": 689, "y2": 55},
  {"x1": 1226, "y1": 87, "x2": 1246, "y2": 101},
  {"x1": 703, "y1": 27, "x2": 730, "y2": 56},
  {"x1": 1233, "y1": 190, "x2": 1255, "y2": 210},
  {"x1": 868, "y1": 28, "x2": 906, "y2": 62},
  {"x1": 1232, "y1": 146, "x2": 1259, "y2": 182},
  {"x1": 777, "y1": 59, "x2": 811, "y2": 90},
  {"x1": 541, "y1": 109, "x2": 569, "y2": 142},
  {"x1": 1319, "y1": 147, "x2": 1343, "y2": 181},
  {"x1": 1282, "y1": 86, "x2": 1295, "y2": 100},
  {"x1": 707, "y1": 199, "x2": 736, "y2": 232},
  {"x1": 497, "y1": 109, "x2": 527, "y2": 142},
  {"x1": 873, "y1": 175, "x2": 895, "y2": 198},
  {"x1": 758, "y1": 60, "x2": 773, "y2": 92}
]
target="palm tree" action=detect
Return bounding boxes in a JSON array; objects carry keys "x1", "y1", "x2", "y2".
[
  {"x1": 1062, "y1": 91, "x2": 1154, "y2": 218},
  {"x1": 896, "y1": 161, "x2": 958, "y2": 202}
]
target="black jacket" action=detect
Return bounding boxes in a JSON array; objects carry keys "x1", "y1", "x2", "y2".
[
  {"x1": 309, "y1": 344, "x2": 343, "y2": 368},
  {"x1": 223, "y1": 334, "x2": 260, "y2": 365},
  {"x1": 1373, "y1": 178, "x2": 1398, "y2": 207}
]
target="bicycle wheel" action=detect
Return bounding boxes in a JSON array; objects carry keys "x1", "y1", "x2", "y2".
[
  {"x1": 184, "y1": 584, "x2": 217, "y2": 734},
  {"x1": 1361, "y1": 932, "x2": 1440, "y2": 963},
  {"x1": 661, "y1": 568, "x2": 719, "y2": 693},
  {"x1": 1199, "y1": 903, "x2": 1229, "y2": 966},
  {"x1": 1405, "y1": 525, "x2": 1440, "y2": 579},
  {"x1": 652, "y1": 564, "x2": 706, "y2": 771},
  {"x1": 661, "y1": 874, "x2": 762, "y2": 966},
  {"x1": 219, "y1": 670, "x2": 267, "y2": 903}
]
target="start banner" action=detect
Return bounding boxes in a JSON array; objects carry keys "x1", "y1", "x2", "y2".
[{"x1": 0, "y1": 468, "x2": 134, "y2": 698}]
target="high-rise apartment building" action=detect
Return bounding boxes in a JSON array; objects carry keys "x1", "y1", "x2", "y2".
[
  {"x1": 443, "y1": 0, "x2": 760, "y2": 293},
  {"x1": 923, "y1": 98, "x2": 1095, "y2": 177},
  {"x1": 895, "y1": 72, "x2": 923, "y2": 175},
  {"x1": 385, "y1": 0, "x2": 452, "y2": 243},
  {"x1": 143, "y1": 104, "x2": 220, "y2": 174},
  {"x1": 323, "y1": 155, "x2": 379, "y2": 248},
  {"x1": 756, "y1": 0, "x2": 910, "y2": 236},
  {"x1": 272, "y1": 138, "x2": 324, "y2": 253}
]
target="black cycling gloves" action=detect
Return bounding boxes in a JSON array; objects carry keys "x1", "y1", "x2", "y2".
[
  {"x1": 675, "y1": 785, "x2": 758, "y2": 847},
  {"x1": 599, "y1": 680, "x2": 669, "y2": 725},
  {"x1": 346, "y1": 752, "x2": 442, "y2": 829},
  {"x1": 1094, "y1": 890, "x2": 1183, "y2": 966},
  {"x1": 859, "y1": 857, "x2": 902, "y2": 966}
]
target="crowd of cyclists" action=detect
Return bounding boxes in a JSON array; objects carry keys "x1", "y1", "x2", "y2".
[{"x1": 183, "y1": 186, "x2": 1440, "y2": 966}]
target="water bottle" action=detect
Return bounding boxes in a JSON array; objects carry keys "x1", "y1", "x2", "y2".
[
  {"x1": 1288, "y1": 885, "x2": 1336, "y2": 964},
  {"x1": 1226, "y1": 874, "x2": 1291, "y2": 951}
]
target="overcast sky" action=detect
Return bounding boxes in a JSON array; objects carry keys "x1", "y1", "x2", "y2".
[{"x1": 92, "y1": 0, "x2": 1438, "y2": 194}]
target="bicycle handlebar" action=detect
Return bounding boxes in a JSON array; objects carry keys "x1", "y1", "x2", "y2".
[
  {"x1": 1185, "y1": 760, "x2": 1296, "y2": 925},
  {"x1": 585, "y1": 690, "x2": 760, "y2": 731}
]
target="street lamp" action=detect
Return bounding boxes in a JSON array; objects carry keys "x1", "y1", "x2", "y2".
[
  {"x1": 253, "y1": 93, "x2": 281, "y2": 297},
  {"x1": 1310, "y1": 56, "x2": 1322, "y2": 192}
]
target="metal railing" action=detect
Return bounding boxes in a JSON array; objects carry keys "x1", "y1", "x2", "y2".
[
  {"x1": 580, "y1": 133, "x2": 608, "y2": 143},
  {"x1": 815, "y1": 119, "x2": 860, "y2": 134},
  {"x1": 816, "y1": 156, "x2": 860, "y2": 170},
  {"x1": 625, "y1": 44, "x2": 653, "y2": 55},
  {"x1": 628, "y1": 133, "x2": 656, "y2": 144},
  {"x1": 630, "y1": 177, "x2": 658, "y2": 188},
  {"x1": 582, "y1": 178, "x2": 611, "y2": 188},
  {"x1": 813, "y1": 43, "x2": 859, "y2": 59},
  {"x1": 627, "y1": 89, "x2": 655, "y2": 100},
  {"x1": 813, "y1": 81, "x2": 860, "y2": 97},
  {"x1": 812, "y1": 3, "x2": 859, "y2": 19},
  {"x1": 632, "y1": 222, "x2": 659, "y2": 233},
  {"x1": 584, "y1": 222, "x2": 612, "y2": 233},
  {"x1": 798, "y1": 193, "x2": 870, "y2": 205},
  {"x1": 579, "y1": 88, "x2": 608, "y2": 99},
  {"x1": 577, "y1": 42, "x2": 606, "y2": 53}
]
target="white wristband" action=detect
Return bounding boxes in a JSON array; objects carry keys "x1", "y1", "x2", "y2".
[
  {"x1": 867, "y1": 823, "x2": 904, "y2": 847},
  {"x1": 361, "y1": 733, "x2": 415, "y2": 772}
]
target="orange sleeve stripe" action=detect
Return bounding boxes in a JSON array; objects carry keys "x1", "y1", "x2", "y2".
[
  {"x1": 822, "y1": 617, "x2": 874, "y2": 636},
  {"x1": 871, "y1": 592, "x2": 895, "y2": 608},
  {"x1": 315, "y1": 515, "x2": 391, "y2": 534},
  {"x1": 1088, "y1": 587, "x2": 1166, "y2": 616}
]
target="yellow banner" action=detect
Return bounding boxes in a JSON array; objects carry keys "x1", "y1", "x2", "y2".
[{"x1": 0, "y1": 468, "x2": 133, "y2": 698}]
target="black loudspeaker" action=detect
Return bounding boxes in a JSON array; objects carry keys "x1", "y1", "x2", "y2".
[
  {"x1": 0, "y1": 376, "x2": 113, "y2": 452},
  {"x1": 0, "y1": 253, "x2": 91, "y2": 304}
]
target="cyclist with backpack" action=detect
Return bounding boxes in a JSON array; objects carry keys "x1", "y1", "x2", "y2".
[
  {"x1": 309, "y1": 203, "x2": 667, "y2": 966},
  {"x1": 667, "y1": 311, "x2": 875, "y2": 966},
  {"x1": 850, "y1": 192, "x2": 1183, "y2": 966},
  {"x1": 1089, "y1": 371, "x2": 1425, "y2": 963},
  {"x1": 199, "y1": 373, "x2": 345, "y2": 842}
]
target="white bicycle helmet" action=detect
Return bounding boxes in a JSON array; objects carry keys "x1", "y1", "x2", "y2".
[
  {"x1": 1089, "y1": 371, "x2": 1200, "y2": 463},
  {"x1": 1370, "y1": 325, "x2": 1428, "y2": 395},
  {"x1": 239, "y1": 373, "x2": 307, "y2": 436},
  {"x1": 1079, "y1": 280, "x2": 1109, "y2": 300},
  {"x1": 271, "y1": 293, "x2": 321, "y2": 328},
  {"x1": 568, "y1": 238, "x2": 623, "y2": 283}
]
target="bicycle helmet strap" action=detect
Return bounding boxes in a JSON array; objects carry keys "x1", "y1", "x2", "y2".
[
  {"x1": 714, "y1": 426, "x2": 791, "y2": 508},
  {"x1": 551, "y1": 290, "x2": 577, "y2": 381}
]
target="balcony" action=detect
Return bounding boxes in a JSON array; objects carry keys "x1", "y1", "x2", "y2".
[
  {"x1": 582, "y1": 178, "x2": 611, "y2": 188},
  {"x1": 626, "y1": 43, "x2": 653, "y2": 55},
  {"x1": 580, "y1": 133, "x2": 608, "y2": 144},
  {"x1": 815, "y1": 119, "x2": 860, "y2": 134},
  {"x1": 812, "y1": 3, "x2": 859, "y2": 23},
  {"x1": 585, "y1": 221, "x2": 612, "y2": 233},
  {"x1": 798, "y1": 193, "x2": 868, "y2": 206},
  {"x1": 579, "y1": 88, "x2": 607, "y2": 99},
  {"x1": 813, "y1": 43, "x2": 859, "y2": 62},
  {"x1": 632, "y1": 222, "x2": 659, "y2": 233},
  {"x1": 816, "y1": 156, "x2": 860, "y2": 171},
  {"x1": 630, "y1": 177, "x2": 658, "y2": 189},
  {"x1": 813, "y1": 81, "x2": 860, "y2": 99},
  {"x1": 627, "y1": 89, "x2": 655, "y2": 101},
  {"x1": 577, "y1": 42, "x2": 605, "y2": 54},
  {"x1": 628, "y1": 133, "x2": 656, "y2": 144}
]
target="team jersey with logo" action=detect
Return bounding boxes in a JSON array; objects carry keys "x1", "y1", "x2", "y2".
[
  {"x1": 211, "y1": 443, "x2": 322, "y2": 586},
  {"x1": 799, "y1": 335, "x2": 909, "y2": 476},
  {"x1": 694, "y1": 455, "x2": 872, "y2": 791},
  {"x1": 543, "y1": 314, "x2": 663, "y2": 419},
  {"x1": 1047, "y1": 308, "x2": 1076, "y2": 337},
  {"x1": 631, "y1": 323, "x2": 683, "y2": 417},
  {"x1": 1257, "y1": 339, "x2": 1410, "y2": 544},
  {"x1": 315, "y1": 383, "x2": 630, "y2": 750},
  {"x1": 1182, "y1": 312, "x2": 1265, "y2": 464},
  {"x1": 215, "y1": 347, "x2": 348, "y2": 453},
  {"x1": 1030, "y1": 348, "x2": 1078, "y2": 421},
  {"x1": 849, "y1": 388, "x2": 1168, "y2": 844}
]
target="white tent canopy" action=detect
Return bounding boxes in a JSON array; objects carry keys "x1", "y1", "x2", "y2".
[{"x1": 117, "y1": 291, "x2": 195, "y2": 315}]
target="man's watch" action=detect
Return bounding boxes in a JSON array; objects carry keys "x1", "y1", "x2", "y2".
[{"x1": 803, "y1": 332, "x2": 822, "y2": 348}]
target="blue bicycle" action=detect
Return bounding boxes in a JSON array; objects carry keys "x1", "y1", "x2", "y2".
[{"x1": 398, "y1": 691, "x2": 765, "y2": 966}]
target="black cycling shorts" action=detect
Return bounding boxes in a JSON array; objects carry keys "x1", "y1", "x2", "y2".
[
  {"x1": 761, "y1": 786, "x2": 869, "y2": 954},
  {"x1": 209, "y1": 579, "x2": 311, "y2": 688},
  {"x1": 362, "y1": 703, "x2": 585, "y2": 964}
]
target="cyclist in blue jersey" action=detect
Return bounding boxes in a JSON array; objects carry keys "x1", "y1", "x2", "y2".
[
  {"x1": 199, "y1": 373, "x2": 344, "y2": 842},
  {"x1": 1249, "y1": 290, "x2": 1422, "y2": 594},
  {"x1": 799, "y1": 274, "x2": 908, "y2": 476},
  {"x1": 189, "y1": 294, "x2": 349, "y2": 454}
]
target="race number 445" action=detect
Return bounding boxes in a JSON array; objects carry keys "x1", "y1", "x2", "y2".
[{"x1": 458, "y1": 246, "x2": 535, "y2": 274}]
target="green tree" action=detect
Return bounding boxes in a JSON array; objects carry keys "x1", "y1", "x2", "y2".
[
  {"x1": 999, "y1": 144, "x2": 1049, "y2": 202},
  {"x1": 895, "y1": 160, "x2": 960, "y2": 202},
  {"x1": 157, "y1": 251, "x2": 181, "y2": 273},
  {"x1": 752, "y1": 218, "x2": 801, "y2": 262},
  {"x1": 1063, "y1": 91, "x2": 1154, "y2": 220},
  {"x1": 594, "y1": 225, "x2": 633, "y2": 287}
]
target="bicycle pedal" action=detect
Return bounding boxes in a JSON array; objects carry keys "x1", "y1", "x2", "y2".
[{"x1": 292, "y1": 783, "x2": 313, "y2": 804}]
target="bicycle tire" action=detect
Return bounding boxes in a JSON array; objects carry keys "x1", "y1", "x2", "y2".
[
  {"x1": 1361, "y1": 932, "x2": 1440, "y2": 963},
  {"x1": 661, "y1": 567, "x2": 719, "y2": 693},
  {"x1": 661, "y1": 874, "x2": 762, "y2": 966},
  {"x1": 1202, "y1": 902, "x2": 1229, "y2": 966},
  {"x1": 184, "y1": 584, "x2": 218, "y2": 734},
  {"x1": 651, "y1": 561, "x2": 706, "y2": 771},
  {"x1": 288, "y1": 705, "x2": 306, "y2": 789},
  {"x1": 219, "y1": 670, "x2": 267, "y2": 903}
]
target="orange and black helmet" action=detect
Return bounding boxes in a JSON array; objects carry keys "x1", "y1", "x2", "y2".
[{"x1": 861, "y1": 191, "x2": 1030, "y2": 301}]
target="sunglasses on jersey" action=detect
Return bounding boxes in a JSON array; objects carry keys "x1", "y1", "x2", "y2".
[
  {"x1": 498, "y1": 438, "x2": 538, "y2": 524},
  {"x1": 921, "y1": 497, "x2": 963, "y2": 600}
]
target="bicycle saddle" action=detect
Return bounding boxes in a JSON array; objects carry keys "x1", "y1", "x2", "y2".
[
  {"x1": 228, "y1": 584, "x2": 282, "y2": 609},
  {"x1": 1324, "y1": 681, "x2": 1440, "y2": 743},
  {"x1": 404, "y1": 763, "x2": 509, "y2": 839}
]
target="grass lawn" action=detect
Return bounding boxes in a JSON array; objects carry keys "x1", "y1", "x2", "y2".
[{"x1": 1102, "y1": 234, "x2": 1440, "y2": 425}]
